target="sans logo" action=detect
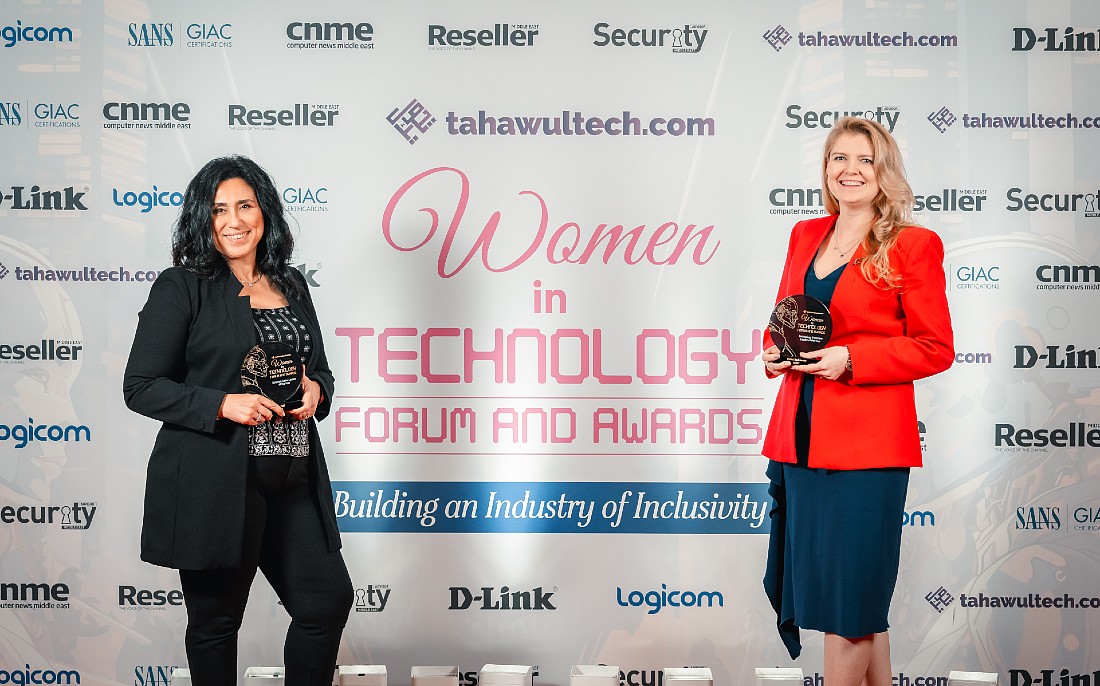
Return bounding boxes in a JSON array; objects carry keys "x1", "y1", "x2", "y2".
[
  {"x1": 128, "y1": 23, "x2": 173, "y2": 47},
  {"x1": 134, "y1": 666, "x2": 180, "y2": 686},
  {"x1": 1016, "y1": 506, "x2": 1061, "y2": 530},
  {"x1": 0, "y1": 100, "x2": 22, "y2": 126}
]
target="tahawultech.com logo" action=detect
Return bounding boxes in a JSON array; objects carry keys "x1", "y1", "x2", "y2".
[
  {"x1": 928, "y1": 106, "x2": 957, "y2": 132},
  {"x1": 763, "y1": 24, "x2": 793, "y2": 51}
]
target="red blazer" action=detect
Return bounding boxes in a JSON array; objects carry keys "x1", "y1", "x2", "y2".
[{"x1": 762, "y1": 215, "x2": 954, "y2": 470}]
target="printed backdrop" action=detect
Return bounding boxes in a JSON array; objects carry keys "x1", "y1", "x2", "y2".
[{"x1": 1, "y1": 1, "x2": 1098, "y2": 685}]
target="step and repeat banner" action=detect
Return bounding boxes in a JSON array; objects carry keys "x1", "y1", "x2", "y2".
[{"x1": 2, "y1": 0, "x2": 1098, "y2": 684}]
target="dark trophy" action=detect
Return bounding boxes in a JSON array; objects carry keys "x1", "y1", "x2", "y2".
[
  {"x1": 241, "y1": 342, "x2": 304, "y2": 409},
  {"x1": 768, "y1": 294, "x2": 833, "y2": 365}
]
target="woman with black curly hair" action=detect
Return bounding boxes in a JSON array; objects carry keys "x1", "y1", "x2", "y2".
[{"x1": 124, "y1": 155, "x2": 352, "y2": 685}]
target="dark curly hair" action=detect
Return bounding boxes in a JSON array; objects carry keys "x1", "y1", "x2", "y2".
[{"x1": 171, "y1": 155, "x2": 303, "y2": 299}]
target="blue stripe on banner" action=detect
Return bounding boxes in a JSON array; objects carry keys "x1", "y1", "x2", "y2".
[{"x1": 331, "y1": 481, "x2": 771, "y2": 534}]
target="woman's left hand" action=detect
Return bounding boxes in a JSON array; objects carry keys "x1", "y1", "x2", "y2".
[
  {"x1": 288, "y1": 373, "x2": 323, "y2": 421},
  {"x1": 797, "y1": 345, "x2": 850, "y2": 381}
]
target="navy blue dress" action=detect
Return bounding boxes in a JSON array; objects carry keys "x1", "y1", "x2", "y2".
[{"x1": 763, "y1": 260, "x2": 910, "y2": 659}]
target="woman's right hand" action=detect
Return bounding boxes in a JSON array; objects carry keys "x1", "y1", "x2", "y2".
[
  {"x1": 763, "y1": 345, "x2": 794, "y2": 376},
  {"x1": 218, "y1": 393, "x2": 285, "y2": 425}
]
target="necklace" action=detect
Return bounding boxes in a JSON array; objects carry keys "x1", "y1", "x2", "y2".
[
  {"x1": 234, "y1": 271, "x2": 262, "y2": 287},
  {"x1": 832, "y1": 229, "x2": 865, "y2": 258}
]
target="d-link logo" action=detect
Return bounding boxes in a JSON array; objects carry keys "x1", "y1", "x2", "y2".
[
  {"x1": 1009, "y1": 669, "x2": 1100, "y2": 686},
  {"x1": 1012, "y1": 27, "x2": 1100, "y2": 52},
  {"x1": 448, "y1": 585, "x2": 556, "y2": 610},
  {"x1": 0, "y1": 185, "x2": 89, "y2": 211},
  {"x1": 1015, "y1": 345, "x2": 1100, "y2": 369}
]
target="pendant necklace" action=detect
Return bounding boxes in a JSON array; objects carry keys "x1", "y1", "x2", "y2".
[
  {"x1": 235, "y1": 272, "x2": 262, "y2": 287},
  {"x1": 833, "y1": 230, "x2": 864, "y2": 258}
]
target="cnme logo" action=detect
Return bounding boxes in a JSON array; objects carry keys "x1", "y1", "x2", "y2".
[
  {"x1": 1037, "y1": 264, "x2": 1100, "y2": 283},
  {"x1": 0, "y1": 581, "x2": 70, "y2": 602},
  {"x1": 103, "y1": 102, "x2": 190, "y2": 122},
  {"x1": 287, "y1": 21, "x2": 374, "y2": 42}
]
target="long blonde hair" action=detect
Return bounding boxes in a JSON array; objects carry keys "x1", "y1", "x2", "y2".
[{"x1": 821, "y1": 117, "x2": 915, "y2": 288}]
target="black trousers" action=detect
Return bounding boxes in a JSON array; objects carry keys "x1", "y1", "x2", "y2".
[{"x1": 179, "y1": 455, "x2": 353, "y2": 686}]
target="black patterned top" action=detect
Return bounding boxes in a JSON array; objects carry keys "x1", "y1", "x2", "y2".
[{"x1": 248, "y1": 306, "x2": 311, "y2": 458}]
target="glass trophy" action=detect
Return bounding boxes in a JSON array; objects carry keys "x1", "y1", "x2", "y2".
[
  {"x1": 768, "y1": 294, "x2": 833, "y2": 365},
  {"x1": 241, "y1": 341, "x2": 304, "y2": 409}
]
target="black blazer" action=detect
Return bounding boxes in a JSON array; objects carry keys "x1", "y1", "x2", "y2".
[{"x1": 123, "y1": 266, "x2": 341, "y2": 569}]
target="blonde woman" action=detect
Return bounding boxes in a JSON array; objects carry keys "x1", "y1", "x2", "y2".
[{"x1": 761, "y1": 117, "x2": 953, "y2": 686}]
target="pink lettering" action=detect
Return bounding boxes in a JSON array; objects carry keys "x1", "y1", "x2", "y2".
[
  {"x1": 334, "y1": 327, "x2": 375, "y2": 383},
  {"x1": 637, "y1": 330, "x2": 675, "y2": 384},
  {"x1": 378, "y1": 328, "x2": 418, "y2": 383},
  {"x1": 492, "y1": 407, "x2": 577, "y2": 443},
  {"x1": 335, "y1": 325, "x2": 762, "y2": 386},
  {"x1": 382, "y1": 167, "x2": 721, "y2": 277},
  {"x1": 335, "y1": 406, "x2": 477, "y2": 444},
  {"x1": 592, "y1": 407, "x2": 764, "y2": 445}
]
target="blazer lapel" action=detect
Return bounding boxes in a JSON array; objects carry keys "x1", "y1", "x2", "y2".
[
  {"x1": 220, "y1": 274, "x2": 256, "y2": 363},
  {"x1": 791, "y1": 216, "x2": 838, "y2": 291}
]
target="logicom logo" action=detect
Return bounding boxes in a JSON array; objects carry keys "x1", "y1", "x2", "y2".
[
  {"x1": 1, "y1": 20, "x2": 74, "y2": 48},
  {"x1": 615, "y1": 584, "x2": 724, "y2": 614}
]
